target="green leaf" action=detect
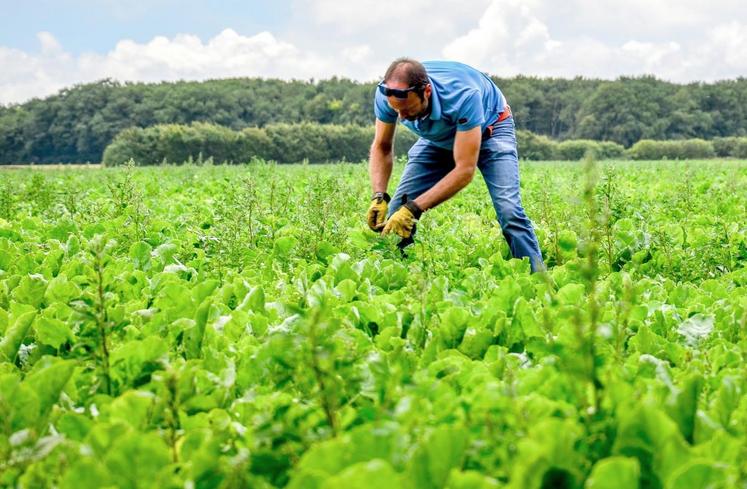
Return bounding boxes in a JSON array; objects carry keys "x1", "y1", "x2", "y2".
[
  {"x1": 557, "y1": 230, "x2": 578, "y2": 252},
  {"x1": 612, "y1": 402, "x2": 691, "y2": 485},
  {"x1": 334, "y1": 279, "x2": 357, "y2": 303},
  {"x1": 55, "y1": 412, "x2": 94, "y2": 441},
  {"x1": 44, "y1": 274, "x2": 82, "y2": 304},
  {"x1": 60, "y1": 459, "x2": 112, "y2": 489},
  {"x1": 35, "y1": 316, "x2": 74, "y2": 349},
  {"x1": 0, "y1": 307, "x2": 8, "y2": 336},
  {"x1": 511, "y1": 297, "x2": 543, "y2": 339},
  {"x1": 676, "y1": 314, "x2": 714, "y2": 346},
  {"x1": 10, "y1": 274, "x2": 48, "y2": 308},
  {"x1": 629, "y1": 326, "x2": 686, "y2": 365},
  {"x1": 665, "y1": 461, "x2": 726, "y2": 489},
  {"x1": 556, "y1": 283, "x2": 586, "y2": 305},
  {"x1": 65, "y1": 233, "x2": 81, "y2": 256},
  {"x1": 110, "y1": 336, "x2": 168, "y2": 391},
  {"x1": 315, "y1": 241, "x2": 339, "y2": 263},
  {"x1": 274, "y1": 236, "x2": 297, "y2": 256},
  {"x1": 665, "y1": 373, "x2": 703, "y2": 444},
  {"x1": 104, "y1": 390, "x2": 156, "y2": 429},
  {"x1": 0, "y1": 373, "x2": 41, "y2": 433},
  {"x1": 185, "y1": 300, "x2": 211, "y2": 359},
  {"x1": 102, "y1": 431, "x2": 172, "y2": 489},
  {"x1": 0, "y1": 310, "x2": 36, "y2": 363},
  {"x1": 153, "y1": 242, "x2": 177, "y2": 264},
  {"x1": 238, "y1": 286, "x2": 266, "y2": 313},
  {"x1": 458, "y1": 326, "x2": 494, "y2": 360},
  {"x1": 0, "y1": 238, "x2": 15, "y2": 271},
  {"x1": 295, "y1": 422, "x2": 404, "y2": 477},
  {"x1": 440, "y1": 307, "x2": 471, "y2": 348},
  {"x1": 129, "y1": 241, "x2": 153, "y2": 270},
  {"x1": 509, "y1": 418, "x2": 583, "y2": 489},
  {"x1": 23, "y1": 357, "x2": 75, "y2": 426},
  {"x1": 330, "y1": 253, "x2": 358, "y2": 284},
  {"x1": 405, "y1": 425, "x2": 467, "y2": 489},
  {"x1": 709, "y1": 375, "x2": 742, "y2": 431},
  {"x1": 446, "y1": 470, "x2": 500, "y2": 489},
  {"x1": 325, "y1": 459, "x2": 403, "y2": 489},
  {"x1": 584, "y1": 457, "x2": 640, "y2": 489}
]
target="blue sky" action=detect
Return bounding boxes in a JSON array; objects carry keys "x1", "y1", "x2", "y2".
[
  {"x1": 0, "y1": 0, "x2": 290, "y2": 54},
  {"x1": 2, "y1": 0, "x2": 746, "y2": 105}
]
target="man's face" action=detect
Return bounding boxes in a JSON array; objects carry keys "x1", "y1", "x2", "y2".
[{"x1": 386, "y1": 82, "x2": 431, "y2": 121}]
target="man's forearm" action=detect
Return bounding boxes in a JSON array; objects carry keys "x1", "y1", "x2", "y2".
[
  {"x1": 413, "y1": 164, "x2": 475, "y2": 210},
  {"x1": 369, "y1": 146, "x2": 393, "y2": 193},
  {"x1": 413, "y1": 126, "x2": 481, "y2": 212}
]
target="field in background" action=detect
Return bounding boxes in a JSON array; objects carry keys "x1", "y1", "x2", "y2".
[{"x1": 1, "y1": 160, "x2": 746, "y2": 487}]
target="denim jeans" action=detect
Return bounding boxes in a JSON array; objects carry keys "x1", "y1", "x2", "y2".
[{"x1": 387, "y1": 117, "x2": 545, "y2": 272}]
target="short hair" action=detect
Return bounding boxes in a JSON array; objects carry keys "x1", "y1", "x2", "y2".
[{"x1": 383, "y1": 58, "x2": 429, "y2": 89}]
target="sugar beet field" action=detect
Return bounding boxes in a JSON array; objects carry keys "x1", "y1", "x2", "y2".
[{"x1": 1, "y1": 160, "x2": 746, "y2": 488}]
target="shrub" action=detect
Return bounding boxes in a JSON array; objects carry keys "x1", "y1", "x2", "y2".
[
  {"x1": 103, "y1": 122, "x2": 423, "y2": 166},
  {"x1": 517, "y1": 130, "x2": 555, "y2": 160},
  {"x1": 554, "y1": 140, "x2": 602, "y2": 160},
  {"x1": 103, "y1": 123, "x2": 726, "y2": 166},
  {"x1": 597, "y1": 141, "x2": 626, "y2": 159},
  {"x1": 102, "y1": 127, "x2": 154, "y2": 166},
  {"x1": 627, "y1": 139, "x2": 715, "y2": 160},
  {"x1": 734, "y1": 138, "x2": 747, "y2": 159},
  {"x1": 713, "y1": 137, "x2": 740, "y2": 157}
]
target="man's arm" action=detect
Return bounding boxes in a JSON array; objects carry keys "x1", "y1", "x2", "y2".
[
  {"x1": 412, "y1": 126, "x2": 481, "y2": 211},
  {"x1": 369, "y1": 119, "x2": 397, "y2": 193}
]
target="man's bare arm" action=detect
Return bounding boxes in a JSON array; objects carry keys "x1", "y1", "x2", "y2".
[
  {"x1": 369, "y1": 119, "x2": 397, "y2": 193},
  {"x1": 413, "y1": 126, "x2": 481, "y2": 210}
]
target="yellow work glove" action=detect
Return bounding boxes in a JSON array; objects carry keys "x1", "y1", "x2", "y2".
[
  {"x1": 367, "y1": 192, "x2": 390, "y2": 231},
  {"x1": 381, "y1": 199, "x2": 423, "y2": 239}
]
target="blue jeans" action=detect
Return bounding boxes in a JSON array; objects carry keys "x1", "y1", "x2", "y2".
[{"x1": 387, "y1": 117, "x2": 545, "y2": 272}]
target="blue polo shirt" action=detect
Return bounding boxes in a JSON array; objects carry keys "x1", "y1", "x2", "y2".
[{"x1": 374, "y1": 60, "x2": 507, "y2": 150}]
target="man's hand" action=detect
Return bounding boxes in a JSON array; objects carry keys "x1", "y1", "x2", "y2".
[
  {"x1": 367, "y1": 192, "x2": 390, "y2": 231},
  {"x1": 381, "y1": 199, "x2": 423, "y2": 238}
]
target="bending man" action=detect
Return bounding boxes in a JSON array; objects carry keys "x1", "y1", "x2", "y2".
[{"x1": 367, "y1": 58, "x2": 545, "y2": 272}]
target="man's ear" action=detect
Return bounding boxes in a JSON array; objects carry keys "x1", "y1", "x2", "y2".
[{"x1": 418, "y1": 83, "x2": 431, "y2": 102}]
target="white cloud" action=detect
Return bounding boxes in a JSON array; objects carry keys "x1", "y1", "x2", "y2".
[
  {"x1": 287, "y1": 0, "x2": 492, "y2": 59},
  {"x1": 0, "y1": 29, "x2": 378, "y2": 105},
  {"x1": 296, "y1": 0, "x2": 489, "y2": 34},
  {"x1": 442, "y1": 0, "x2": 747, "y2": 81},
  {"x1": 702, "y1": 22, "x2": 747, "y2": 71},
  {"x1": 2, "y1": 0, "x2": 747, "y2": 105},
  {"x1": 342, "y1": 45, "x2": 373, "y2": 64}
]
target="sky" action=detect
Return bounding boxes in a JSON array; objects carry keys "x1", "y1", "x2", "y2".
[{"x1": 1, "y1": 0, "x2": 747, "y2": 105}]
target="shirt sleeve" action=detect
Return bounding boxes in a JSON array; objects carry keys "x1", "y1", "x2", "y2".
[
  {"x1": 455, "y1": 89, "x2": 485, "y2": 131},
  {"x1": 374, "y1": 90, "x2": 398, "y2": 124}
]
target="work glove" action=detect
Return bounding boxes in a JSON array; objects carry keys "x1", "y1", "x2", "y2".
[
  {"x1": 367, "y1": 192, "x2": 390, "y2": 231},
  {"x1": 381, "y1": 198, "x2": 423, "y2": 239}
]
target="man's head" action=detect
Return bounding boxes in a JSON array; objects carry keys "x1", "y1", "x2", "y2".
[{"x1": 379, "y1": 58, "x2": 432, "y2": 121}]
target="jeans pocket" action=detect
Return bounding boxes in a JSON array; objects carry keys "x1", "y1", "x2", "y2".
[{"x1": 482, "y1": 134, "x2": 517, "y2": 156}]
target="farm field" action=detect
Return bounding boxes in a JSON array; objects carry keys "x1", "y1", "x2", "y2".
[{"x1": 1, "y1": 160, "x2": 746, "y2": 488}]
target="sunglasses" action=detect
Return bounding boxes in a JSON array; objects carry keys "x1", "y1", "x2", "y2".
[{"x1": 377, "y1": 81, "x2": 425, "y2": 99}]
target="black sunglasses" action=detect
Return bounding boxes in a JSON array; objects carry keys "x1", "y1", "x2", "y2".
[{"x1": 377, "y1": 81, "x2": 425, "y2": 99}]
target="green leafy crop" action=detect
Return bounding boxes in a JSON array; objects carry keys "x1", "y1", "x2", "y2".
[{"x1": 1, "y1": 159, "x2": 746, "y2": 488}]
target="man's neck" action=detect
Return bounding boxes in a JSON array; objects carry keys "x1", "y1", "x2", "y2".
[{"x1": 417, "y1": 97, "x2": 432, "y2": 120}]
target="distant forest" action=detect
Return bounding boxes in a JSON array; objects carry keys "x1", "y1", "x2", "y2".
[{"x1": 1, "y1": 75, "x2": 746, "y2": 163}]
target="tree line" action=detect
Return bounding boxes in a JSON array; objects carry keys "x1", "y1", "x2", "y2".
[
  {"x1": 1, "y1": 75, "x2": 747, "y2": 163},
  {"x1": 101, "y1": 121, "x2": 747, "y2": 166}
]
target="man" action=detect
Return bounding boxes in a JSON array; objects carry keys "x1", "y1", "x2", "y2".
[{"x1": 366, "y1": 58, "x2": 545, "y2": 272}]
